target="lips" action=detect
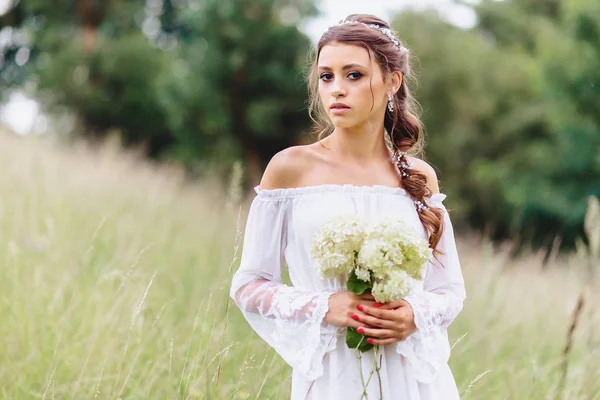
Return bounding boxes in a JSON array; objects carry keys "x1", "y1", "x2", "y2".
[{"x1": 330, "y1": 102, "x2": 350, "y2": 111}]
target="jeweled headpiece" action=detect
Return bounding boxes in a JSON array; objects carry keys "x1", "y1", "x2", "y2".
[{"x1": 337, "y1": 20, "x2": 408, "y2": 53}]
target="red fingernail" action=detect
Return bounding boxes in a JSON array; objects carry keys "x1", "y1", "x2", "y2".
[
  {"x1": 373, "y1": 303, "x2": 382, "y2": 308},
  {"x1": 357, "y1": 328, "x2": 365, "y2": 334},
  {"x1": 356, "y1": 304, "x2": 364, "y2": 311},
  {"x1": 351, "y1": 314, "x2": 359, "y2": 321},
  {"x1": 366, "y1": 338, "x2": 374, "y2": 344}
]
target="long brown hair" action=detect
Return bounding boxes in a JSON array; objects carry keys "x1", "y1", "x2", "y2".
[{"x1": 306, "y1": 14, "x2": 445, "y2": 254}]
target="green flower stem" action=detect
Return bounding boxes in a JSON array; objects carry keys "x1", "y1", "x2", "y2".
[
  {"x1": 374, "y1": 345, "x2": 383, "y2": 399},
  {"x1": 361, "y1": 350, "x2": 378, "y2": 399},
  {"x1": 356, "y1": 348, "x2": 370, "y2": 400}
]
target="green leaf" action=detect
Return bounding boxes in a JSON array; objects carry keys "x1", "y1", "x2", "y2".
[
  {"x1": 345, "y1": 328, "x2": 374, "y2": 352},
  {"x1": 347, "y1": 269, "x2": 371, "y2": 295},
  {"x1": 357, "y1": 339, "x2": 374, "y2": 353},
  {"x1": 346, "y1": 328, "x2": 363, "y2": 348}
]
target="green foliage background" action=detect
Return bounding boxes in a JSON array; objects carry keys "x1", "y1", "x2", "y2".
[{"x1": 1, "y1": 0, "x2": 599, "y2": 248}]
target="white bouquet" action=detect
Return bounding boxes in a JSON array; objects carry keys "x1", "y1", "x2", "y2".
[{"x1": 311, "y1": 214, "x2": 432, "y2": 352}]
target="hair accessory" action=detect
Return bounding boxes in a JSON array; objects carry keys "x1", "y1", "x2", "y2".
[
  {"x1": 415, "y1": 199, "x2": 430, "y2": 213},
  {"x1": 338, "y1": 20, "x2": 408, "y2": 53},
  {"x1": 391, "y1": 151, "x2": 432, "y2": 213},
  {"x1": 387, "y1": 91, "x2": 394, "y2": 113},
  {"x1": 391, "y1": 151, "x2": 407, "y2": 162},
  {"x1": 392, "y1": 151, "x2": 409, "y2": 177}
]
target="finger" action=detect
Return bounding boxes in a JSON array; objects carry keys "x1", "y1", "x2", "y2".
[
  {"x1": 357, "y1": 304, "x2": 396, "y2": 321},
  {"x1": 347, "y1": 319, "x2": 365, "y2": 330},
  {"x1": 377, "y1": 299, "x2": 410, "y2": 310},
  {"x1": 347, "y1": 315, "x2": 376, "y2": 330},
  {"x1": 353, "y1": 312, "x2": 394, "y2": 329},
  {"x1": 356, "y1": 327, "x2": 396, "y2": 338},
  {"x1": 359, "y1": 293, "x2": 376, "y2": 301},
  {"x1": 362, "y1": 304, "x2": 408, "y2": 325},
  {"x1": 367, "y1": 337, "x2": 400, "y2": 346},
  {"x1": 358, "y1": 300, "x2": 377, "y2": 308}
]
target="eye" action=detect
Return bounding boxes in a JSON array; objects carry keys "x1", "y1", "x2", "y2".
[
  {"x1": 319, "y1": 73, "x2": 333, "y2": 82},
  {"x1": 348, "y1": 71, "x2": 363, "y2": 80}
]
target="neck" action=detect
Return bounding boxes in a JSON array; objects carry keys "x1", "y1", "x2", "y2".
[{"x1": 325, "y1": 120, "x2": 390, "y2": 164}]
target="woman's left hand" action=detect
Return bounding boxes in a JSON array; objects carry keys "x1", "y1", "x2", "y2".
[{"x1": 353, "y1": 298, "x2": 417, "y2": 345}]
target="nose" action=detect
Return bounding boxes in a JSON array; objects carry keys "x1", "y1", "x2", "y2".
[{"x1": 330, "y1": 80, "x2": 346, "y2": 98}]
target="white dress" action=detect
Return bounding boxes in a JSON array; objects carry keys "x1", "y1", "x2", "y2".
[{"x1": 230, "y1": 184, "x2": 466, "y2": 400}]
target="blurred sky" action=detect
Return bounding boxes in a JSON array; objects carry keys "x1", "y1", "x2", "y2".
[
  {"x1": 303, "y1": 0, "x2": 476, "y2": 42},
  {"x1": 0, "y1": 0, "x2": 476, "y2": 134},
  {"x1": 0, "y1": 0, "x2": 10, "y2": 16}
]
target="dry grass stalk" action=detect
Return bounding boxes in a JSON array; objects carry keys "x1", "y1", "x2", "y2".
[{"x1": 556, "y1": 284, "x2": 586, "y2": 399}]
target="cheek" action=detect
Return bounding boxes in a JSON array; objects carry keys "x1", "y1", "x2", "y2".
[
  {"x1": 353, "y1": 82, "x2": 379, "y2": 114},
  {"x1": 317, "y1": 83, "x2": 329, "y2": 105}
]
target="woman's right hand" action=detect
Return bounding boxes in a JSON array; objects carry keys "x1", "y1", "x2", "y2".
[{"x1": 324, "y1": 291, "x2": 377, "y2": 329}]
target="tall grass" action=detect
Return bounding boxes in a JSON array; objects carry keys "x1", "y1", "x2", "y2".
[{"x1": 0, "y1": 134, "x2": 598, "y2": 399}]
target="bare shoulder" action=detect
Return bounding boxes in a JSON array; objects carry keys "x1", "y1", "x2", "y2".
[
  {"x1": 407, "y1": 156, "x2": 440, "y2": 194},
  {"x1": 259, "y1": 145, "x2": 314, "y2": 190}
]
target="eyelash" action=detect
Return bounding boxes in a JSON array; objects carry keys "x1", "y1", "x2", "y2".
[{"x1": 319, "y1": 72, "x2": 363, "y2": 82}]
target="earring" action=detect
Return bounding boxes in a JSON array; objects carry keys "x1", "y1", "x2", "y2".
[{"x1": 387, "y1": 91, "x2": 394, "y2": 113}]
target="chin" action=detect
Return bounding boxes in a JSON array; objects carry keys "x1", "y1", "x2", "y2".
[
  {"x1": 329, "y1": 116, "x2": 358, "y2": 129},
  {"x1": 332, "y1": 120, "x2": 361, "y2": 129}
]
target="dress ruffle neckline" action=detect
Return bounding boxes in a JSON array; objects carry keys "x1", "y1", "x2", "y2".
[{"x1": 254, "y1": 184, "x2": 447, "y2": 203}]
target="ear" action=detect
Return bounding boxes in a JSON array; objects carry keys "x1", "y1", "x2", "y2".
[{"x1": 389, "y1": 71, "x2": 403, "y2": 93}]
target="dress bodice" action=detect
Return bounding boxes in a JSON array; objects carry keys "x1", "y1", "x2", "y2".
[{"x1": 254, "y1": 184, "x2": 446, "y2": 294}]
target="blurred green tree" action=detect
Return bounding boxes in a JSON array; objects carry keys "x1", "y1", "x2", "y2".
[
  {"x1": 393, "y1": 1, "x2": 600, "y2": 249},
  {"x1": 2, "y1": 0, "x2": 598, "y2": 248},
  {"x1": 0, "y1": 0, "x2": 177, "y2": 155},
  {"x1": 0, "y1": 0, "x2": 318, "y2": 183},
  {"x1": 159, "y1": 0, "x2": 318, "y2": 183}
]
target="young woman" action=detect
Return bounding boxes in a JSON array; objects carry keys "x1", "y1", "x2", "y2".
[{"x1": 230, "y1": 14, "x2": 466, "y2": 399}]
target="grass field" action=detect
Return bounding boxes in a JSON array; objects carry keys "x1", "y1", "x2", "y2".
[{"x1": 0, "y1": 133, "x2": 599, "y2": 399}]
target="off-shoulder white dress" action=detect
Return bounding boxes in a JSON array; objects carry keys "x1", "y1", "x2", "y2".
[{"x1": 230, "y1": 184, "x2": 465, "y2": 399}]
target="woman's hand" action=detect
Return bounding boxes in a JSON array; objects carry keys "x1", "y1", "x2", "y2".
[
  {"x1": 324, "y1": 291, "x2": 377, "y2": 329},
  {"x1": 353, "y1": 298, "x2": 417, "y2": 345}
]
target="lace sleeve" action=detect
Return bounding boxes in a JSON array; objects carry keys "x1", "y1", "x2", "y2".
[
  {"x1": 230, "y1": 194, "x2": 337, "y2": 381},
  {"x1": 396, "y1": 194, "x2": 466, "y2": 383}
]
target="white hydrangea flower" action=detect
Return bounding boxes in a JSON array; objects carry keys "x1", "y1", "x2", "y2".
[
  {"x1": 357, "y1": 216, "x2": 432, "y2": 303},
  {"x1": 371, "y1": 269, "x2": 413, "y2": 303},
  {"x1": 354, "y1": 265, "x2": 371, "y2": 282},
  {"x1": 311, "y1": 214, "x2": 366, "y2": 279}
]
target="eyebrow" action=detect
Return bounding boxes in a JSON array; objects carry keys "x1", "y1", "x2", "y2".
[{"x1": 318, "y1": 63, "x2": 368, "y2": 71}]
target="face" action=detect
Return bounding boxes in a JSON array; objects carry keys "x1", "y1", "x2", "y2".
[{"x1": 317, "y1": 41, "x2": 397, "y2": 129}]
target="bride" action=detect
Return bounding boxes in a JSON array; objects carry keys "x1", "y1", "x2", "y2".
[{"x1": 230, "y1": 13, "x2": 466, "y2": 399}]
